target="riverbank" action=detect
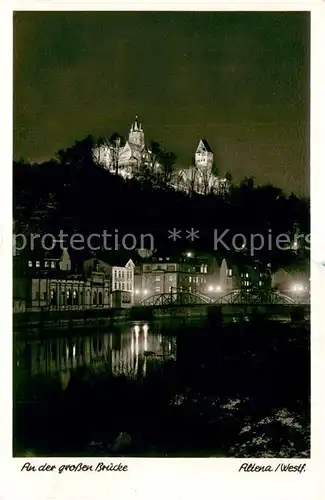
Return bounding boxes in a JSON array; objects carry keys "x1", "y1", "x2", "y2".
[{"x1": 13, "y1": 303, "x2": 309, "y2": 337}]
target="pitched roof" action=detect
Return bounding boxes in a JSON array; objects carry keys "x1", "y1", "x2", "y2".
[
  {"x1": 90, "y1": 250, "x2": 136, "y2": 268},
  {"x1": 15, "y1": 242, "x2": 70, "y2": 261},
  {"x1": 200, "y1": 139, "x2": 213, "y2": 153}
]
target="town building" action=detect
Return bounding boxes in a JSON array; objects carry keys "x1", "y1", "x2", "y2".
[
  {"x1": 219, "y1": 257, "x2": 272, "y2": 294},
  {"x1": 271, "y1": 264, "x2": 310, "y2": 300},
  {"x1": 133, "y1": 254, "x2": 218, "y2": 303},
  {"x1": 83, "y1": 256, "x2": 135, "y2": 301},
  {"x1": 13, "y1": 248, "x2": 136, "y2": 312}
]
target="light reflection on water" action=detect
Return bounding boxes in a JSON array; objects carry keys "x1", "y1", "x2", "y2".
[{"x1": 14, "y1": 323, "x2": 176, "y2": 382}]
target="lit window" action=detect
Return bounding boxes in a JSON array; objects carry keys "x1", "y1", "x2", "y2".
[
  {"x1": 28, "y1": 261, "x2": 33, "y2": 267},
  {"x1": 189, "y1": 276, "x2": 192, "y2": 283},
  {"x1": 36, "y1": 261, "x2": 40, "y2": 268},
  {"x1": 156, "y1": 276, "x2": 161, "y2": 281},
  {"x1": 246, "y1": 273, "x2": 249, "y2": 278},
  {"x1": 45, "y1": 261, "x2": 49, "y2": 268},
  {"x1": 155, "y1": 286, "x2": 160, "y2": 292},
  {"x1": 259, "y1": 281, "x2": 262, "y2": 286},
  {"x1": 169, "y1": 275, "x2": 174, "y2": 281},
  {"x1": 51, "y1": 261, "x2": 56, "y2": 269},
  {"x1": 227, "y1": 269, "x2": 232, "y2": 277}
]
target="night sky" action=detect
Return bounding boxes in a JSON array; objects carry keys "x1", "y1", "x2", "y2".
[{"x1": 14, "y1": 12, "x2": 309, "y2": 196}]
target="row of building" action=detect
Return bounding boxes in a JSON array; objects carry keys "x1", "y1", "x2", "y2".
[{"x1": 13, "y1": 245, "x2": 310, "y2": 313}]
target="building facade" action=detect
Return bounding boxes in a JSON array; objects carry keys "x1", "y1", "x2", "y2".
[
  {"x1": 13, "y1": 250, "x2": 135, "y2": 312},
  {"x1": 219, "y1": 258, "x2": 272, "y2": 294},
  {"x1": 134, "y1": 255, "x2": 215, "y2": 303},
  {"x1": 83, "y1": 257, "x2": 135, "y2": 297}
]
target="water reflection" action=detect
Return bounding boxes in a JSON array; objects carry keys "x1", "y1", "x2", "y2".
[{"x1": 14, "y1": 323, "x2": 176, "y2": 382}]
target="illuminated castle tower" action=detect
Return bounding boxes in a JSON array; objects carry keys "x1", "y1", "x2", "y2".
[{"x1": 128, "y1": 115, "x2": 145, "y2": 149}]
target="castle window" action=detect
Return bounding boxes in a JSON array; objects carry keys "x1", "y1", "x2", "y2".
[
  {"x1": 36, "y1": 261, "x2": 40, "y2": 268},
  {"x1": 45, "y1": 261, "x2": 49, "y2": 268},
  {"x1": 28, "y1": 261, "x2": 33, "y2": 267},
  {"x1": 51, "y1": 261, "x2": 56, "y2": 269}
]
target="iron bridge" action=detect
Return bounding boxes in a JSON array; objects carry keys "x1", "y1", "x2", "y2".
[{"x1": 140, "y1": 288, "x2": 308, "y2": 307}]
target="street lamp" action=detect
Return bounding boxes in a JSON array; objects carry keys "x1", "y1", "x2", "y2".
[{"x1": 187, "y1": 252, "x2": 192, "y2": 258}]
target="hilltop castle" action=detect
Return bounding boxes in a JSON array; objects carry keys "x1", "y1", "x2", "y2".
[
  {"x1": 93, "y1": 116, "x2": 151, "y2": 179},
  {"x1": 93, "y1": 116, "x2": 228, "y2": 194}
]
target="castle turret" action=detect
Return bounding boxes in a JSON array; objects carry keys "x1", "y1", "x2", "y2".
[
  {"x1": 195, "y1": 139, "x2": 214, "y2": 170},
  {"x1": 128, "y1": 115, "x2": 145, "y2": 148}
]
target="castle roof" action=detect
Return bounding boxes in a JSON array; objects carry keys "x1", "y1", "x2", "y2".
[
  {"x1": 131, "y1": 115, "x2": 142, "y2": 132},
  {"x1": 200, "y1": 139, "x2": 213, "y2": 153}
]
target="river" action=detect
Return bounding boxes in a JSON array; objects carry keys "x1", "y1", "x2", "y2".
[{"x1": 13, "y1": 319, "x2": 310, "y2": 458}]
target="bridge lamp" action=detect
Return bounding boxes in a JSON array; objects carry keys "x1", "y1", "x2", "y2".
[
  {"x1": 208, "y1": 285, "x2": 214, "y2": 292},
  {"x1": 135, "y1": 289, "x2": 140, "y2": 295},
  {"x1": 215, "y1": 286, "x2": 222, "y2": 292},
  {"x1": 187, "y1": 252, "x2": 192, "y2": 258},
  {"x1": 143, "y1": 289, "x2": 148, "y2": 295}
]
